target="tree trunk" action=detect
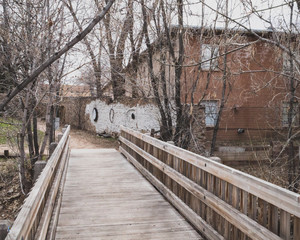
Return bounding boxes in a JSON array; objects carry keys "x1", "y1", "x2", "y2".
[
  {"x1": 287, "y1": 66, "x2": 296, "y2": 192},
  {"x1": 18, "y1": 131, "x2": 29, "y2": 195},
  {"x1": 111, "y1": 61, "x2": 125, "y2": 98},
  {"x1": 18, "y1": 91, "x2": 31, "y2": 194},
  {"x1": 160, "y1": 45, "x2": 173, "y2": 140},
  {"x1": 141, "y1": 0, "x2": 172, "y2": 141},
  {"x1": 103, "y1": 0, "x2": 133, "y2": 99},
  {"x1": 210, "y1": 0, "x2": 229, "y2": 156},
  {"x1": 26, "y1": 115, "x2": 34, "y2": 160},
  {"x1": 173, "y1": 0, "x2": 185, "y2": 146},
  {"x1": 64, "y1": 0, "x2": 103, "y2": 97},
  {"x1": 32, "y1": 109, "x2": 39, "y2": 161},
  {"x1": 38, "y1": 86, "x2": 54, "y2": 160},
  {"x1": 286, "y1": 3, "x2": 297, "y2": 192},
  {"x1": 49, "y1": 104, "x2": 55, "y2": 144}
]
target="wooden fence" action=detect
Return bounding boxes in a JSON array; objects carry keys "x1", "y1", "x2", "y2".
[
  {"x1": 6, "y1": 126, "x2": 70, "y2": 240},
  {"x1": 119, "y1": 126, "x2": 300, "y2": 240}
]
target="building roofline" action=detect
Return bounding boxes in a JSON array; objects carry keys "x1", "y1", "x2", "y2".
[{"x1": 170, "y1": 24, "x2": 277, "y2": 37}]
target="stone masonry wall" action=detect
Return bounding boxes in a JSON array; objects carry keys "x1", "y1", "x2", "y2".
[{"x1": 60, "y1": 97, "x2": 96, "y2": 132}]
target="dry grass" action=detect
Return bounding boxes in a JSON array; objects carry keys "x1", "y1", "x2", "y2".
[{"x1": 0, "y1": 158, "x2": 25, "y2": 221}]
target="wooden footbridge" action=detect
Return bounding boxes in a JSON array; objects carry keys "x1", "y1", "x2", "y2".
[{"x1": 5, "y1": 126, "x2": 300, "y2": 240}]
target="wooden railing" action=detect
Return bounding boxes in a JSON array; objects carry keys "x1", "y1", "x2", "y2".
[
  {"x1": 119, "y1": 126, "x2": 300, "y2": 240},
  {"x1": 6, "y1": 125, "x2": 70, "y2": 240}
]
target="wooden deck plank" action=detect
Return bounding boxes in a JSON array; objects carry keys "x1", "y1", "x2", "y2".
[
  {"x1": 56, "y1": 221, "x2": 198, "y2": 239},
  {"x1": 56, "y1": 231, "x2": 200, "y2": 240},
  {"x1": 55, "y1": 149, "x2": 202, "y2": 239}
]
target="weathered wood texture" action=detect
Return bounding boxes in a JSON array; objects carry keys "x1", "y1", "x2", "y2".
[
  {"x1": 55, "y1": 149, "x2": 202, "y2": 239},
  {"x1": 5, "y1": 126, "x2": 71, "y2": 240},
  {"x1": 119, "y1": 126, "x2": 300, "y2": 240}
]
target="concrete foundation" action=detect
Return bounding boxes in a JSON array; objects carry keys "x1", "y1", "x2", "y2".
[
  {"x1": 218, "y1": 146, "x2": 245, "y2": 153},
  {"x1": 49, "y1": 142, "x2": 58, "y2": 157},
  {"x1": 0, "y1": 220, "x2": 12, "y2": 240},
  {"x1": 33, "y1": 161, "x2": 47, "y2": 182}
]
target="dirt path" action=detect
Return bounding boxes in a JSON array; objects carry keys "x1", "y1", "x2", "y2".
[
  {"x1": 68, "y1": 128, "x2": 119, "y2": 149},
  {"x1": 38, "y1": 121, "x2": 119, "y2": 149}
]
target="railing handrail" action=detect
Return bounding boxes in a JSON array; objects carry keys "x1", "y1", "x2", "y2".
[
  {"x1": 119, "y1": 125, "x2": 300, "y2": 240},
  {"x1": 6, "y1": 125, "x2": 70, "y2": 240},
  {"x1": 120, "y1": 126, "x2": 300, "y2": 218}
]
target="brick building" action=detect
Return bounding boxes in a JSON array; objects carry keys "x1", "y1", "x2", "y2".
[{"x1": 125, "y1": 26, "x2": 300, "y2": 144}]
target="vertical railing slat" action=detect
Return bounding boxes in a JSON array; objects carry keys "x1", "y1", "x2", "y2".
[
  {"x1": 280, "y1": 210, "x2": 291, "y2": 239},
  {"x1": 119, "y1": 127, "x2": 300, "y2": 240},
  {"x1": 268, "y1": 204, "x2": 279, "y2": 235},
  {"x1": 294, "y1": 216, "x2": 300, "y2": 239}
]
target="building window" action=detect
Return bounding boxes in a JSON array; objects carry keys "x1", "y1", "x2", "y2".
[
  {"x1": 282, "y1": 101, "x2": 299, "y2": 127},
  {"x1": 202, "y1": 100, "x2": 219, "y2": 127},
  {"x1": 201, "y1": 44, "x2": 219, "y2": 71}
]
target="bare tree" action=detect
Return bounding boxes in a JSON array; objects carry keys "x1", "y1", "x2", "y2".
[
  {"x1": 63, "y1": 0, "x2": 103, "y2": 97},
  {"x1": 101, "y1": 0, "x2": 134, "y2": 99},
  {"x1": 0, "y1": 0, "x2": 115, "y2": 194},
  {"x1": 230, "y1": 0, "x2": 300, "y2": 192},
  {"x1": 0, "y1": 0, "x2": 115, "y2": 111},
  {"x1": 201, "y1": 0, "x2": 300, "y2": 191},
  {"x1": 141, "y1": 0, "x2": 173, "y2": 140},
  {"x1": 209, "y1": 0, "x2": 230, "y2": 155}
]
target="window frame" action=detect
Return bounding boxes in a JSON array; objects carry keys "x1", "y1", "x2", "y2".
[
  {"x1": 201, "y1": 100, "x2": 219, "y2": 127},
  {"x1": 200, "y1": 44, "x2": 219, "y2": 71},
  {"x1": 281, "y1": 101, "x2": 299, "y2": 127}
]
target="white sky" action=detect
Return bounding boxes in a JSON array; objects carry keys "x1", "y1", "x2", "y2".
[{"x1": 181, "y1": 0, "x2": 299, "y2": 30}]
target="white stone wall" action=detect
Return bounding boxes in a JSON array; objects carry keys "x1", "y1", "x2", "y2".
[{"x1": 85, "y1": 99, "x2": 161, "y2": 134}]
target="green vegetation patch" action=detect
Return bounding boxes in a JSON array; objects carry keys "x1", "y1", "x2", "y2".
[
  {"x1": 98, "y1": 136, "x2": 117, "y2": 141},
  {"x1": 37, "y1": 129, "x2": 45, "y2": 145},
  {"x1": 0, "y1": 118, "x2": 20, "y2": 145},
  {"x1": 0, "y1": 118, "x2": 45, "y2": 146}
]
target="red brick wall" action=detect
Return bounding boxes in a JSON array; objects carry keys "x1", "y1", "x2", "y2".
[{"x1": 181, "y1": 32, "x2": 299, "y2": 143}]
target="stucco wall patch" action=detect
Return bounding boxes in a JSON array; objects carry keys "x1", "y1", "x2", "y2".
[{"x1": 85, "y1": 99, "x2": 161, "y2": 134}]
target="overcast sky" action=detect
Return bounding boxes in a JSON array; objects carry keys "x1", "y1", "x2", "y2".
[{"x1": 181, "y1": 0, "x2": 299, "y2": 31}]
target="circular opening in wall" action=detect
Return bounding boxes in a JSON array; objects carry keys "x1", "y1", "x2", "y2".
[
  {"x1": 92, "y1": 108, "x2": 98, "y2": 122},
  {"x1": 109, "y1": 108, "x2": 115, "y2": 123},
  {"x1": 131, "y1": 113, "x2": 135, "y2": 120}
]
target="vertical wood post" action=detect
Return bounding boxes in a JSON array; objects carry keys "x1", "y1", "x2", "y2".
[
  {"x1": 57, "y1": 134, "x2": 63, "y2": 142},
  {"x1": 4, "y1": 150, "x2": 9, "y2": 158},
  {"x1": 119, "y1": 126, "x2": 300, "y2": 240},
  {"x1": 49, "y1": 142, "x2": 58, "y2": 157}
]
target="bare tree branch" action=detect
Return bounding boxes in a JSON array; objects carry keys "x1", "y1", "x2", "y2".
[
  {"x1": 0, "y1": 0, "x2": 115, "y2": 111},
  {"x1": 63, "y1": 0, "x2": 103, "y2": 97},
  {"x1": 200, "y1": 0, "x2": 300, "y2": 66}
]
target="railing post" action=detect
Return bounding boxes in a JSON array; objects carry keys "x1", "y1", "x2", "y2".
[
  {"x1": 57, "y1": 134, "x2": 63, "y2": 142},
  {"x1": 5, "y1": 125, "x2": 70, "y2": 240},
  {"x1": 49, "y1": 142, "x2": 58, "y2": 157},
  {"x1": 119, "y1": 126, "x2": 300, "y2": 240}
]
